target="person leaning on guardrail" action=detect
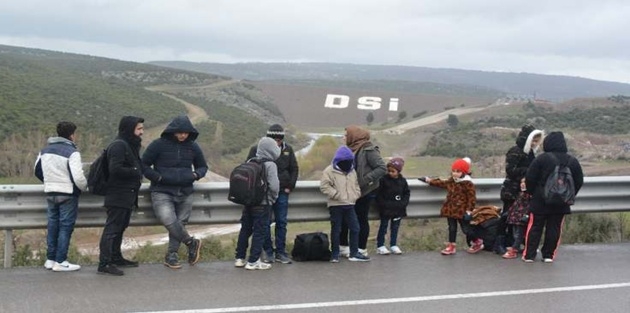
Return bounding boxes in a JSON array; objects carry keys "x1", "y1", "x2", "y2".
[
  {"x1": 97, "y1": 116, "x2": 145, "y2": 276},
  {"x1": 34, "y1": 121, "x2": 88, "y2": 272}
]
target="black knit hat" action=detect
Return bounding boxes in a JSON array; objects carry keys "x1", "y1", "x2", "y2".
[{"x1": 267, "y1": 124, "x2": 285, "y2": 139}]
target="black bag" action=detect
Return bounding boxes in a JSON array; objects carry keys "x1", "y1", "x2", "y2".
[
  {"x1": 543, "y1": 154, "x2": 576, "y2": 205},
  {"x1": 291, "y1": 232, "x2": 332, "y2": 261},
  {"x1": 228, "y1": 158, "x2": 268, "y2": 206},
  {"x1": 87, "y1": 149, "x2": 110, "y2": 196}
]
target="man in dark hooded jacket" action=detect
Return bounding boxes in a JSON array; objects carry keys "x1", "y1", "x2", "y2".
[
  {"x1": 142, "y1": 115, "x2": 208, "y2": 269},
  {"x1": 523, "y1": 131, "x2": 583, "y2": 263},
  {"x1": 98, "y1": 116, "x2": 145, "y2": 276}
]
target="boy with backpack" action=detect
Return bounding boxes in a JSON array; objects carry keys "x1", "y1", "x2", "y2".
[
  {"x1": 234, "y1": 137, "x2": 281, "y2": 270},
  {"x1": 523, "y1": 131, "x2": 584, "y2": 263}
]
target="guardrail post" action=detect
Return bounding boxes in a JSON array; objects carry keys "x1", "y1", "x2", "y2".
[{"x1": 4, "y1": 229, "x2": 12, "y2": 268}]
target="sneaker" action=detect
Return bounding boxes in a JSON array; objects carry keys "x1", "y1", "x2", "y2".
[
  {"x1": 502, "y1": 247, "x2": 518, "y2": 259},
  {"x1": 52, "y1": 261, "x2": 81, "y2": 272},
  {"x1": 234, "y1": 258, "x2": 247, "y2": 268},
  {"x1": 164, "y1": 252, "x2": 182, "y2": 269},
  {"x1": 522, "y1": 257, "x2": 535, "y2": 263},
  {"x1": 187, "y1": 238, "x2": 202, "y2": 265},
  {"x1": 376, "y1": 246, "x2": 391, "y2": 255},
  {"x1": 330, "y1": 258, "x2": 340, "y2": 263},
  {"x1": 466, "y1": 239, "x2": 484, "y2": 254},
  {"x1": 348, "y1": 253, "x2": 371, "y2": 262},
  {"x1": 390, "y1": 246, "x2": 403, "y2": 255},
  {"x1": 358, "y1": 248, "x2": 369, "y2": 256},
  {"x1": 340, "y1": 246, "x2": 350, "y2": 258},
  {"x1": 44, "y1": 259, "x2": 55, "y2": 270},
  {"x1": 97, "y1": 264, "x2": 124, "y2": 276},
  {"x1": 245, "y1": 260, "x2": 272, "y2": 270},
  {"x1": 543, "y1": 258, "x2": 554, "y2": 263},
  {"x1": 112, "y1": 258, "x2": 139, "y2": 267},
  {"x1": 275, "y1": 254, "x2": 292, "y2": 264},
  {"x1": 441, "y1": 243, "x2": 456, "y2": 255}
]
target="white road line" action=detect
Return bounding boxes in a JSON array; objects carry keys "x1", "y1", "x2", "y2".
[{"x1": 134, "y1": 282, "x2": 630, "y2": 313}]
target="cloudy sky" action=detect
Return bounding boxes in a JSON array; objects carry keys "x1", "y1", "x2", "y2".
[{"x1": 2, "y1": 0, "x2": 630, "y2": 83}]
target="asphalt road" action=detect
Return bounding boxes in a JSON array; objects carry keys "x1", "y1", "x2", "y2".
[{"x1": 1, "y1": 243, "x2": 629, "y2": 313}]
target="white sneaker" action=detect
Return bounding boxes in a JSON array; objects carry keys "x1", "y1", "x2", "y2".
[
  {"x1": 340, "y1": 246, "x2": 350, "y2": 258},
  {"x1": 543, "y1": 258, "x2": 554, "y2": 263},
  {"x1": 376, "y1": 246, "x2": 391, "y2": 255},
  {"x1": 245, "y1": 260, "x2": 272, "y2": 270},
  {"x1": 52, "y1": 261, "x2": 81, "y2": 272},
  {"x1": 234, "y1": 258, "x2": 246, "y2": 268},
  {"x1": 44, "y1": 259, "x2": 55, "y2": 270},
  {"x1": 358, "y1": 248, "x2": 369, "y2": 256},
  {"x1": 390, "y1": 246, "x2": 403, "y2": 255}
]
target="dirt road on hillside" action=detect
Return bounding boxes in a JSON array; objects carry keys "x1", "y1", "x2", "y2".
[{"x1": 380, "y1": 106, "x2": 489, "y2": 134}]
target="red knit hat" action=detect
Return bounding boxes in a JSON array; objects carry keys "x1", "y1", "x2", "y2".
[{"x1": 451, "y1": 157, "x2": 471, "y2": 174}]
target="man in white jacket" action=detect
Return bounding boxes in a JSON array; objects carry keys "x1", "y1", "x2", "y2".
[{"x1": 35, "y1": 121, "x2": 88, "y2": 272}]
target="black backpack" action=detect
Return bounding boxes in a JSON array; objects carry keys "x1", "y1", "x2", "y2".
[
  {"x1": 543, "y1": 154, "x2": 576, "y2": 206},
  {"x1": 291, "y1": 232, "x2": 332, "y2": 261},
  {"x1": 228, "y1": 158, "x2": 268, "y2": 206},
  {"x1": 87, "y1": 140, "x2": 122, "y2": 196}
]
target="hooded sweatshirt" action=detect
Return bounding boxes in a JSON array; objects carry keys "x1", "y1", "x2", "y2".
[
  {"x1": 256, "y1": 137, "x2": 281, "y2": 205},
  {"x1": 525, "y1": 131, "x2": 584, "y2": 215},
  {"x1": 320, "y1": 146, "x2": 361, "y2": 207},
  {"x1": 105, "y1": 116, "x2": 144, "y2": 209},
  {"x1": 142, "y1": 115, "x2": 208, "y2": 196}
]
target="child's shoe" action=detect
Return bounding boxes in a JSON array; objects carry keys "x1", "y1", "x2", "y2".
[
  {"x1": 376, "y1": 246, "x2": 391, "y2": 255},
  {"x1": 502, "y1": 247, "x2": 518, "y2": 259},
  {"x1": 441, "y1": 243, "x2": 456, "y2": 255},
  {"x1": 340, "y1": 246, "x2": 350, "y2": 258},
  {"x1": 390, "y1": 246, "x2": 403, "y2": 255},
  {"x1": 467, "y1": 239, "x2": 484, "y2": 254}
]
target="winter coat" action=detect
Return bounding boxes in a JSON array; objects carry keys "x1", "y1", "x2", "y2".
[
  {"x1": 104, "y1": 116, "x2": 144, "y2": 209},
  {"x1": 142, "y1": 115, "x2": 208, "y2": 196},
  {"x1": 525, "y1": 132, "x2": 584, "y2": 215},
  {"x1": 34, "y1": 137, "x2": 88, "y2": 196},
  {"x1": 345, "y1": 125, "x2": 387, "y2": 197},
  {"x1": 428, "y1": 176, "x2": 476, "y2": 219},
  {"x1": 375, "y1": 174, "x2": 410, "y2": 219},
  {"x1": 320, "y1": 146, "x2": 361, "y2": 207},
  {"x1": 501, "y1": 126, "x2": 543, "y2": 202},
  {"x1": 247, "y1": 141, "x2": 298, "y2": 191},
  {"x1": 507, "y1": 192, "x2": 531, "y2": 225},
  {"x1": 256, "y1": 137, "x2": 281, "y2": 205},
  {"x1": 470, "y1": 206, "x2": 500, "y2": 226}
]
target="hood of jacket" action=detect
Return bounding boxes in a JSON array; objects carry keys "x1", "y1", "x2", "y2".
[
  {"x1": 515, "y1": 124, "x2": 535, "y2": 149},
  {"x1": 117, "y1": 116, "x2": 144, "y2": 148},
  {"x1": 256, "y1": 137, "x2": 281, "y2": 161},
  {"x1": 332, "y1": 145, "x2": 355, "y2": 172},
  {"x1": 542, "y1": 131, "x2": 568, "y2": 153},
  {"x1": 47, "y1": 136, "x2": 76, "y2": 148},
  {"x1": 523, "y1": 129, "x2": 544, "y2": 154},
  {"x1": 160, "y1": 115, "x2": 199, "y2": 142}
]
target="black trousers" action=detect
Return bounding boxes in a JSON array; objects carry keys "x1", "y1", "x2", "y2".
[
  {"x1": 523, "y1": 213, "x2": 565, "y2": 260},
  {"x1": 99, "y1": 206, "x2": 132, "y2": 266},
  {"x1": 340, "y1": 193, "x2": 373, "y2": 250}
]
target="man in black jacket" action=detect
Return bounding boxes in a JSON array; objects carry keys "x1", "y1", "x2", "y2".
[
  {"x1": 523, "y1": 131, "x2": 584, "y2": 263},
  {"x1": 142, "y1": 115, "x2": 207, "y2": 269},
  {"x1": 246, "y1": 124, "x2": 299, "y2": 264},
  {"x1": 98, "y1": 116, "x2": 145, "y2": 276}
]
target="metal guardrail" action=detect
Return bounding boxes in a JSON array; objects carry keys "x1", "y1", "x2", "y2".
[{"x1": 1, "y1": 176, "x2": 630, "y2": 268}]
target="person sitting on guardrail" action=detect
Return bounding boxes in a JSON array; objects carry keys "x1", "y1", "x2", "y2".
[
  {"x1": 141, "y1": 115, "x2": 207, "y2": 269},
  {"x1": 35, "y1": 121, "x2": 88, "y2": 272},
  {"x1": 375, "y1": 157, "x2": 410, "y2": 255},
  {"x1": 320, "y1": 145, "x2": 370, "y2": 263},
  {"x1": 419, "y1": 157, "x2": 480, "y2": 255},
  {"x1": 522, "y1": 131, "x2": 584, "y2": 263}
]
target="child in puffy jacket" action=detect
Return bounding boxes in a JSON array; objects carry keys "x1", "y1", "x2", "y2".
[
  {"x1": 375, "y1": 158, "x2": 410, "y2": 255},
  {"x1": 503, "y1": 179, "x2": 531, "y2": 259},
  {"x1": 419, "y1": 157, "x2": 479, "y2": 255}
]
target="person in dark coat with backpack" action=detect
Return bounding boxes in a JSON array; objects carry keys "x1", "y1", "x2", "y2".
[
  {"x1": 98, "y1": 116, "x2": 144, "y2": 276},
  {"x1": 522, "y1": 131, "x2": 584, "y2": 263},
  {"x1": 142, "y1": 115, "x2": 207, "y2": 269}
]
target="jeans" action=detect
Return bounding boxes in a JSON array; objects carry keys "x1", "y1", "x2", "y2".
[
  {"x1": 99, "y1": 206, "x2": 132, "y2": 266},
  {"x1": 264, "y1": 191, "x2": 289, "y2": 256},
  {"x1": 340, "y1": 192, "x2": 374, "y2": 249},
  {"x1": 376, "y1": 217, "x2": 402, "y2": 247},
  {"x1": 511, "y1": 225, "x2": 525, "y2": 250},
  {"x1": 330, "y1": 205, "x2": 359, "y2": 258},
  {"x1": 151, "y1": 192, "x2": 194, "y2": 253},
  {"x1": 46, "y1": 195, "x2": 78, "y2": 263},
  {"x1": 235, "y1": 205, "x2": 271, "y2": 263}
]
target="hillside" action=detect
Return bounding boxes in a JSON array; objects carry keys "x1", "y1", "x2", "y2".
[{"x1": 149, "y1": 61, "x2": 630, "y2": 101}]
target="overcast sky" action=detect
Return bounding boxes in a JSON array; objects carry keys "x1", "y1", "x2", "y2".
[{"x1": 2, "y1": 0, "x2": 630, "y2": 83}]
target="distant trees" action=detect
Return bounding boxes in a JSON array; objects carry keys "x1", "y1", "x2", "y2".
[
  {"x1": 397, "y1": 111, "x2": 407, "y2": 123},
  {"x1": 447, "y1": 114, "x2": 459, "y2": 128},
  {"x1": 366, "y1": 112, "x2": 374, "y2": 125}
]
